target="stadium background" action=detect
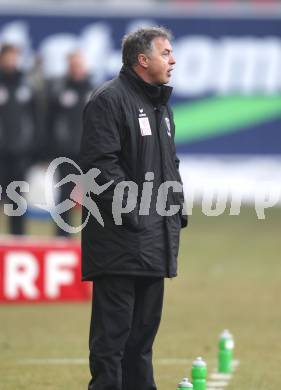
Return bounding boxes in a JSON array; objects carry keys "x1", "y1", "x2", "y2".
[{"x1": 0, "y1": 1, "x2": 281, "y2": 389}]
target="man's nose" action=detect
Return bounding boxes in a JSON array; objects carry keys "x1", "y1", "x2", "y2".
[{"x1": 170, "y1": 54, "x2": 176, "y2": 65}]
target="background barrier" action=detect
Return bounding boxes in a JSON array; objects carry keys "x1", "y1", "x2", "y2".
[
  {"x1": 0, "y1": 5, "x2": 281, "y2": 154},
  {"x1": 0, "y1": 237, "x2": 91, "y2": 303}
]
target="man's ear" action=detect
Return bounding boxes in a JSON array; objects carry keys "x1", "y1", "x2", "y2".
[{"x1": 138, "y1": 53, "x2": 149, "y2": 69}]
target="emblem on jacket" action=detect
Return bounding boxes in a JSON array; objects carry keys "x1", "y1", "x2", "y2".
[
  {"x1": 165, "y1": 117, "x2": 171, "y2": 137},
  {"x1": 138, "y1": 108, "x2": 152, "y2": 136}
]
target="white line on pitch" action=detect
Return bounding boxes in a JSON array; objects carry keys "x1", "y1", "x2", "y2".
[
  {"x1": 18, "y1": 358, "x2": 88, "y2": 365},
  {"x1": 156, "y1": 358, "x2": 192, "y2": 365},
  {"x1": 207, "y1": 381, "x2": 229, "y2": 387},
  {"x1": 209, "y1": 373, "x2": 233, "y2": 380},
  {"x1": 206, "y1": 360, "x2": 240, "y2": 390},
  {"x1": 207, "y1": 386, "x2": 225, "y2": 390},
  {"x1": 17, "y1": 356, "x2": 241, "y2": 385},
  {"x1": 17, "y1": 357, "x2": 193, "y2": 366}
]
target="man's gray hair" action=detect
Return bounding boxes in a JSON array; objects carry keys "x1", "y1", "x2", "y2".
[{"x1": 122, "y1": 26, "x2": 172, "y2": 68}]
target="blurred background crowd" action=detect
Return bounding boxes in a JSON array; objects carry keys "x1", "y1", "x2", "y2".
[{"x1": 0, "y1": 43, "x2": 95, "y2": 236}]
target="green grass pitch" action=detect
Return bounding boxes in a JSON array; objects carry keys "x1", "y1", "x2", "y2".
[{"x1": 0, "y1": 206, "x2": 281, "y2": 389}]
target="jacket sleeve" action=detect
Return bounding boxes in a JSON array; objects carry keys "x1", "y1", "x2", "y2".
[
  {"x1": 175, "y1": 153, "x2": 188, "y2": 228},
  {"x1": 80, "y1": 92, "x2": 127, "y2": 184},
  {"x1": 79, "y1": 91, "x2": 139, "y2": 228},
  {"x1": 168, "y1": 105, "x2": 188, "y2": 228}
]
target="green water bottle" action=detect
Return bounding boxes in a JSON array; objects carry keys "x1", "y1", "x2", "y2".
[
  {"x1": 191, "y1": 357, "x2": 207, "y2": 390},
  {"x1": 218, "y1": 329, "x2": 234, "y2": 373},
  {"x1": 177, "y1": 377, "x2": 193, "y2": 389}
]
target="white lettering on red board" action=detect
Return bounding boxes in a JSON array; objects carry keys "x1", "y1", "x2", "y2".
[
  {"x1": 4, "y1": 252, "x2": 40, "y2": 299},
  {"x1": 3, "y1": 250, "x2": 79, "y2": 300},
  {"x1": 45, "y1": 252, "x2": 77, "y2": 298}
]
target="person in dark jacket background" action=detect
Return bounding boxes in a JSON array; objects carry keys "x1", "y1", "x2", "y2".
[
  {"x1": 47, "y1": 50, "x2": 93, "y2": 236},
  {"x1": 80, "y1": 27, "x2": 187, "y2": 390},
  {"x1": 0, "y1": 44, "x2": 38, "y2": 235}
]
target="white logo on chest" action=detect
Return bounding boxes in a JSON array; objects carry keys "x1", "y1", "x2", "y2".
[{"x1": 138, "y1": 108, "x2": 151, "y2": 136}]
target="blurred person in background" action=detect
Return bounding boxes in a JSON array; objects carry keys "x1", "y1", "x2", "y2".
[
  {"x1": 0, "y1": 44, "x2": 38, "y2": 235},
  {"x1": 46, "y1": 50, "x2": 94, "y2": 236}
]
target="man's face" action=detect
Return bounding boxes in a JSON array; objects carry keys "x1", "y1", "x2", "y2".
[
  {"x1": 144, "y1": 37, "x2": 176, "y2": 85},
  {"x1": 0, "y1": 49, "x2": 20, "y2": 73},
  {"x1": 68, "y1": 52, "x2": 88, "y2": 81}
]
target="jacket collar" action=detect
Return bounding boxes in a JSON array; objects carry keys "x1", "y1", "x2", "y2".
[{"x1": 119, "y1": 65, "x2": 172, "y2": 106}]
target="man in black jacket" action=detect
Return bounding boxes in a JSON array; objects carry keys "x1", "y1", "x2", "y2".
[{"x1": 80, "y1": 27, "x2": 187, "y2": 390}]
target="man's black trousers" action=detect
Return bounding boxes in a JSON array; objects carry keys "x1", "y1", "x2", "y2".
[{"x1": 88, "y1": 275, "x2": 164, "y2": 390}]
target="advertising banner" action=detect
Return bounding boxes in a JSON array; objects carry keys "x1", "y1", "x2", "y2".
[
  {"x1": 0, "y1": 5, "x2": 281, "y2": 155},
  {"x1": 0, "y1": 238, "x2": 91, "y2": 303}
]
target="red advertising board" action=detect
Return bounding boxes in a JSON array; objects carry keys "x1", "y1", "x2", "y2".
[{"x1": 0, "y1": 237, "x2": 91, "y2": 303}]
